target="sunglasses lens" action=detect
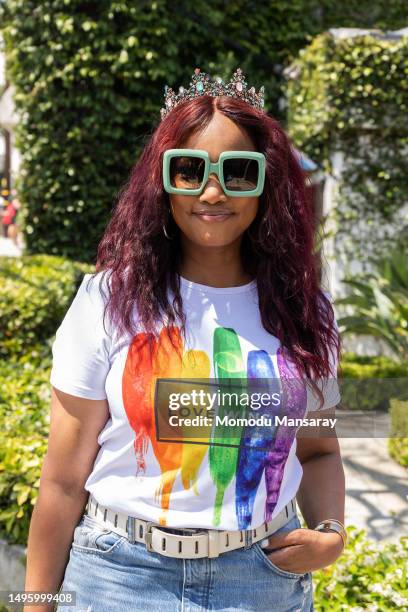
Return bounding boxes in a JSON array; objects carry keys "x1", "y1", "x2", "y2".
[
  {"x1": 169, "y1": 156, "x2": 205, "y2": 190},
  {"x1": 223, "y1": 158, "x2": 259, "y2": 192}
]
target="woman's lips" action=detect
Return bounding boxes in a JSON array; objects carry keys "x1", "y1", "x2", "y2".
[{"x1": 192, "y1": 211, "x2": 234, "y2": 223}]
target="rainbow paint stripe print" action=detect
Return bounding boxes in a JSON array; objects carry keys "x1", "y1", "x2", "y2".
[{"x1": 122, "y1": 325, "x2": 307, "y2": 528}]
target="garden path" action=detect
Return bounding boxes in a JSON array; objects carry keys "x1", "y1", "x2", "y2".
[
  {"x1": 0, "y1": 236, "x2": 22, "y2": 256},
  {"x1": 340, "y1": 436, "x2": 408, "y2": 542}
]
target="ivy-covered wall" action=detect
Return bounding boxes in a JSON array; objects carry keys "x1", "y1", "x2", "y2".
[
  {"x1": 286, "y1": 31, "x2": 408, "y2": 269},
  {"x1": 0, "y1": 1, "x2": 407, "y2": 262}
]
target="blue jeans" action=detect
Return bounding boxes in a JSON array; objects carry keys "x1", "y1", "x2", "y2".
[{"x1": 58, "y1": 513, "x2": 314, "y2": 611}]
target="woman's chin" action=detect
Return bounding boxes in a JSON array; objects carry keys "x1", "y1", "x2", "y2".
[{"x1": 189, "y1": 231, "x2": 241, "y2": 248}]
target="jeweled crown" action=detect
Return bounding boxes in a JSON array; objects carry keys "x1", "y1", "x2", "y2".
[{"x1": 160, "y1": 67, "x2": 265, "y2": 120}]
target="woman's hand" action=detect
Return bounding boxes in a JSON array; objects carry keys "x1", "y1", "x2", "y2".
[{"x1": 262, "y1": 528, "x2": 344, "y2": 574}]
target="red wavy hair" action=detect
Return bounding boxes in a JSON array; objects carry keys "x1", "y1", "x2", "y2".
[{"x1": 94, "y1": 95, "x2": 341, "y2": 394}]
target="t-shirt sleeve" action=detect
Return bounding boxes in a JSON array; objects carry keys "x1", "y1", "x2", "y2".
[
  {"x1": 50, "y1": 273, "x2": 111, "y2": 400},
  {"x1": 306, "y1": 291, "x2": 341, "y2": 413}
]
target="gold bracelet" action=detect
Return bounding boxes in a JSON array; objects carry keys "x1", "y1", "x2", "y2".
[{"x1": 314, "y1": 519, "x2": 347, "y2": 548}]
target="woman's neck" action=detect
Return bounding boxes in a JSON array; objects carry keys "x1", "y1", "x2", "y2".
[{"x1": 179, "y1": 239, "x2": 253, "y2": 288}]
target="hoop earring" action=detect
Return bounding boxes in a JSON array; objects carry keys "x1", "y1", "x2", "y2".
[{"x1": 163, "y1": 220, "x2": 173, "y2": 240}]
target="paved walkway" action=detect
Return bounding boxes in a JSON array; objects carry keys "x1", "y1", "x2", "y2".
[
  {"x1": 0, "y1": 237, "x2": 23, "y2": 257},
  {"x1": 340, "y1": 436, "x2": 408, "y2": 542}
]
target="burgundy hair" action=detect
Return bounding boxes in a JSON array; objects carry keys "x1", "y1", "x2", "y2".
[{"x1": 95, "y1": 95, "x2": 341, "y2": 399}]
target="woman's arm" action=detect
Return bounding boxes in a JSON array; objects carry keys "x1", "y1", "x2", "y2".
[
  {"x1": 23, "y1": 387, "x2": 109, "y2": 612},
  {"x1": 262, "y1": 407, "x2": 346, "y2": 573},
  {"x1": 295, "y1": 408, "x2": 345, "y2": 529}
]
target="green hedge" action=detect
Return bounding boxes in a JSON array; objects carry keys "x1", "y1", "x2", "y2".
[
  {"x1": 0, "y1": 349, "x2": 51, "y2": 543},
  {"x1": 287, "y1": 32, "x2": 408, "y2": 265},
  {"x1": 339, "y1": 353, "x2": 408, "y2": 411},
  {"x1": 388, "y1": 399, "x2": 408, "y2": 469},
  {"x1": 0, "y1": 255, "x2": 92, "y2": 542},
  {"x1": 1, "y1": 1, "x2": 406, "y2": 261},
  {"x1": 340, "y1": 353, "x2": 408, "y2": 378},
  {"x1": 0, "y1": 255, "x2": 91, "y2": 359}
]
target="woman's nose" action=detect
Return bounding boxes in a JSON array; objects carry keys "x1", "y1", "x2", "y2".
[{"x1": 199, "y1": 175, "x2": 227, "y2": 204}]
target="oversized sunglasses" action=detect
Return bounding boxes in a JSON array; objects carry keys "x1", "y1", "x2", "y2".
[{"x1": 163, "y1": 149, "x2": 266, "y2": 197}]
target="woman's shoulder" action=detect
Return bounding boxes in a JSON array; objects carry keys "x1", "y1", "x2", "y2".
[
  {"x1": 64, "y1": 270, "x2": 113, "y2": 331},
  {"x1": 80, "y1": 269, "x2": 113, "y2": 304}
]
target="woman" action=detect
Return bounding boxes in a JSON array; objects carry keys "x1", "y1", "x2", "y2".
[
  {"x1": 6, "y1": 196, "x2": 21, "y2": 246},
  {"x1": 1, "y1": 198, "x2": 17, "y2": 238},
  {"x1": 24, "y1": 68, "x2": 345, "y2": 612}
]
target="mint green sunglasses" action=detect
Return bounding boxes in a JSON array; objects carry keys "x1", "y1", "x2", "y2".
[{"x1": 163, "y1": 149, "x2": 266, "y2": 197}]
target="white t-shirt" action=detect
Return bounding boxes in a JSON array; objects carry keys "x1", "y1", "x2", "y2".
[{"x1": 50, "y1": 271, "x2": 340, "y2": 531}]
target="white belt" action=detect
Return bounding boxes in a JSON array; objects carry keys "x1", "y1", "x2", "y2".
[{"x1": 84, "y1": 493, "x2": 297, "y2": 560}]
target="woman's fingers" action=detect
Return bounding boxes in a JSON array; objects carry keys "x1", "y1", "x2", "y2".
[{"x1": 261, "y1": 527, "x2": 309, "y2": 551}]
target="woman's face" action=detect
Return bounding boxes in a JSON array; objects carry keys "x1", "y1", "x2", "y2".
[{"x1": 169, "y1": 111, "x2": 260, "y2": 249}]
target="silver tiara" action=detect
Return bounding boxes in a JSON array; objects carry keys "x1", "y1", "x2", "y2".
[{"x1": 160, "y1": 67, "x2": 265, "y2": 120}]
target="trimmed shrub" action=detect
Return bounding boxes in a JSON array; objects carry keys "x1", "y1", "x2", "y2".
[
  {"x1": 0, "y1": 255, "x2": 92, "y2": 359},
  {"x1": 338, "y1": 353, "x2": 408, "y2": 411},
  {"x1": 340, "y1": 353, "x2": 408, "y2": 378},
  {"x1": 388, "y1": 399, "x2": 408, "y2": 469},
  {"x1": 0, "y1": 254, "x2": 93, "y2": 542},
  {"x1": 0, "y1": 349, "x2": 51, "y2": 543}
]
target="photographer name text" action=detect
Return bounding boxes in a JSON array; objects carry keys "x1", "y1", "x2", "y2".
[{"x1": 168, "y1": 414, "x2": 337, "y2": 428}]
